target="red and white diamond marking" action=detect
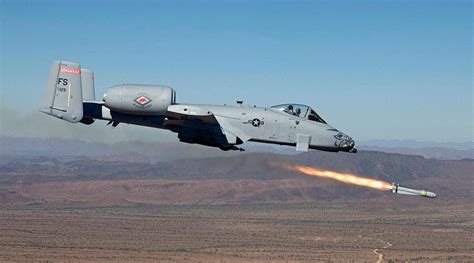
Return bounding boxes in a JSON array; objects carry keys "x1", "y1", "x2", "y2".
[{"x1": 134, "y1": 96, "x2": 152, "y2": 106}]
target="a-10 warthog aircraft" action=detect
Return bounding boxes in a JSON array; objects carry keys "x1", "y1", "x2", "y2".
[{"x1": 40, "y1": 61, "x2": 357, "y2": 152}]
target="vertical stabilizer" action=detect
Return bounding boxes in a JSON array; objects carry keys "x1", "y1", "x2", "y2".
[
  {"x1": 40, "y1": 61, "x2": 83, "y2": 123},
  {"x1": 81, "y1": 68, "x2": 95, "y2": 101}
]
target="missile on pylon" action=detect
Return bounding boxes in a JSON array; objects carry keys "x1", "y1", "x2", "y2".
[{"x1": 391, "y1": 183, "x2": 437, "y2": 198}]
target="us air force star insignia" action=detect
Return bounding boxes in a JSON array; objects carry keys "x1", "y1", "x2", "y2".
[{"x1": 252, "y1": 118, "x2": 261, "y2": 127}]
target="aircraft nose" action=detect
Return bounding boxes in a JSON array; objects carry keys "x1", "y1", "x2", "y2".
[{"x1": 334, "y1": 132, "x2": 356, "y2": 153}]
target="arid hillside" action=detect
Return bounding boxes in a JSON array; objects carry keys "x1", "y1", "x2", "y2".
[
  {"x1": 0, "y1": 139, "x2": 473, "y2": 262},
  {"x1": 0, "y1": 149, "x2": 472, "y2": 207}
]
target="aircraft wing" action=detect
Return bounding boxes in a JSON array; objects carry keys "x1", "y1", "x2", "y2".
[
  {"x1": 165, "y1": 104, "x2": 249, "y2": 145},
  {"x1": 165, "y1": 105, "x2": 216, "y2": 124}
]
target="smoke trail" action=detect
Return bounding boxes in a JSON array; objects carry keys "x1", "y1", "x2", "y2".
[{"x1": 280, "y1": 164, "x2": 392, "y2": 191}]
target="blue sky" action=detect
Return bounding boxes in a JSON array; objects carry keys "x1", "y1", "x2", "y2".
[{"x1": 1, "y1": 0, "x2": 472, "y2": 142}]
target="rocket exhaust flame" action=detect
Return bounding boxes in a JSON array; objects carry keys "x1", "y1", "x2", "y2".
[
  {"x1": 276, "y1": 163, "x2": 437, "y2": 198},
  {"x1": 281, "y1": 164, "x2": 392, "y2": 190}
]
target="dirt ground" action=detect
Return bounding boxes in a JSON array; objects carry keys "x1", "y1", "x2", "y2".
[{"x1": 0, "y1": 203, "x2": 472, "y2": 262}]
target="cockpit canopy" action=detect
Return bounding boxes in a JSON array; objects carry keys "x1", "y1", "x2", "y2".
[{"x1": 271, "y1": 104, "x2": 327, "y2": 124}]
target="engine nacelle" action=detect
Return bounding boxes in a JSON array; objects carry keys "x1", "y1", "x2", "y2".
[{"x1": 103, "y1": 84, "x2": 176, "y2": 115}]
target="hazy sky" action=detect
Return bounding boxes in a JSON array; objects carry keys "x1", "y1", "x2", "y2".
[{"x1": 1, "y1": 0, "x2": 472, "y2": 142}]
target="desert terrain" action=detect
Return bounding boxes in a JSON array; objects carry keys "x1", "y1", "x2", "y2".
[
  {"x1": 0, "y1": 204, "x2": 472, "y2": 262},
  {"x1": 0, "y1": 203, "x2": 474, "y2": 262},
  {"x1": 0, "y1": 138, "x2": 473, "y2": 262}
]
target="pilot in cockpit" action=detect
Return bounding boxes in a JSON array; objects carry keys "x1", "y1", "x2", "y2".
[
  {"x1": 285, "y1": 105, "x2": 303, "y2": 117},
  {"x1": 286, "y1": 105, "x2": 294, "y2": 115},
  {"x1": 295, "y1": 107, "x2": 301, "y2": 117}
]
